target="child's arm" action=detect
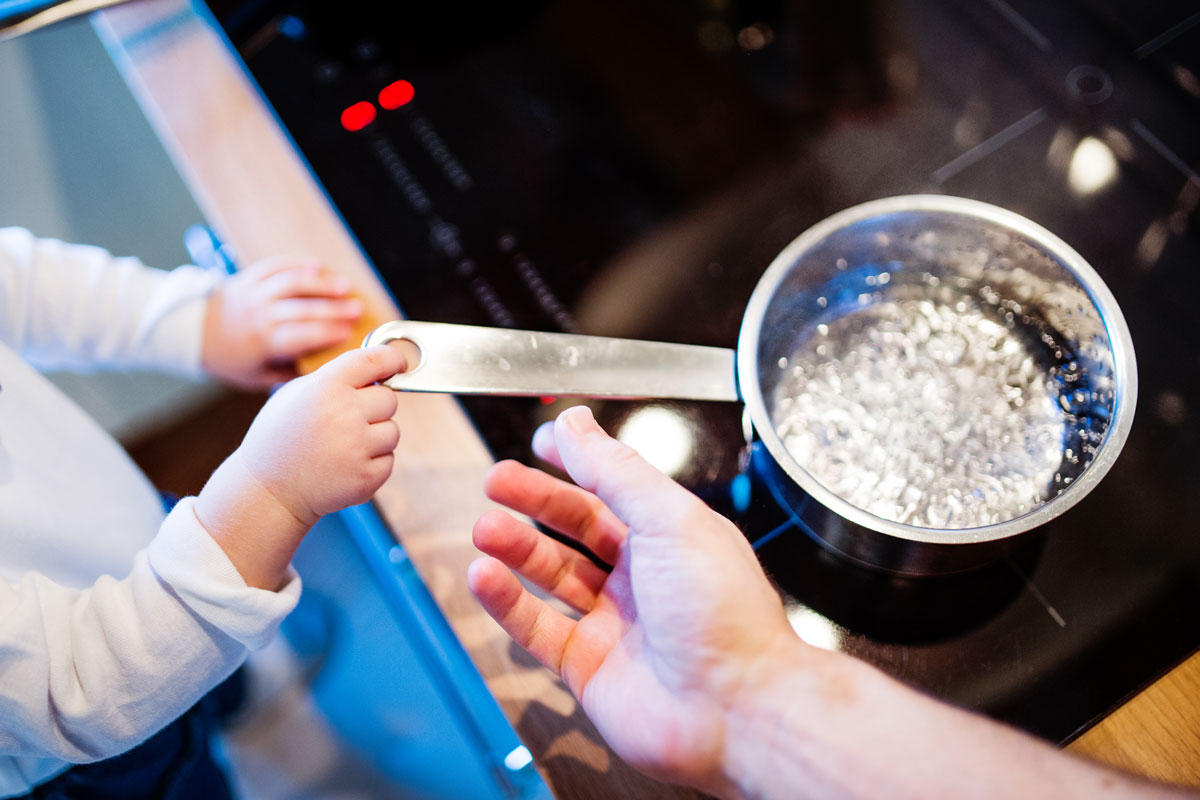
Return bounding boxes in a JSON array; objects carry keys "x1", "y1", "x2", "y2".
[
  {"x1": 0, "y1": 346, "x2": 403, "y2": 765},
  {"x1": 195, "y1": 345, "x2": 403, "y2": 588},
  {"x1": 0, "y1": 508, "x2": 299, "y2": 767},
  {"x1": 0, "y1": 227, "x2": 359, "y2": 384}
]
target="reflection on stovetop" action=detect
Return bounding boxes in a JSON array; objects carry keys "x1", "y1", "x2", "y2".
[{"x1": 210, "y1": 0, "x2": 1200, "y2": 742}]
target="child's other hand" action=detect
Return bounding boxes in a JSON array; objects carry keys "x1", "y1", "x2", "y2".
[
  {"x1": 236, "y1": 345, "x2": 404, "y2": 526},
  {"x1": 202, "y1": 257, "x2": 364, "y2": 389}
]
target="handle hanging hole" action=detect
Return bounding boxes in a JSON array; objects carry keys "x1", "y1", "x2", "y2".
[{"x1": 387, "y1": 337, "x2": 422, "y2": 373}]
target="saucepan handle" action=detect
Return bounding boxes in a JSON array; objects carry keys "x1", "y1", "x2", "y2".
[{"x1": 363, "y1": 320, "x2": 740, "y2": 402}]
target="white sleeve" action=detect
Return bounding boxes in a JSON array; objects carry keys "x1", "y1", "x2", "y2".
[
  {"x1": 0, "y1": 227, "x2": 219, "y2": 377},
  {"x1": 0, "y1": 497, "x2": 300, "y2": 763}
]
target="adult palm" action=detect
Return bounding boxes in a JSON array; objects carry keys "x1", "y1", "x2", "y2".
[{"x1": 468, "y1": 406, "x2": 797, "y2": 796}]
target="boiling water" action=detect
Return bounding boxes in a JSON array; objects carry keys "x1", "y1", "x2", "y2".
[{"x1": 771, "y1": 289, "x2": 1073, "y2": 529}]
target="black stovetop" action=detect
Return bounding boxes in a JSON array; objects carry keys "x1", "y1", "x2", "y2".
[{"x1": 209, "y1": 0, "x2": 1200, "y2": 743}]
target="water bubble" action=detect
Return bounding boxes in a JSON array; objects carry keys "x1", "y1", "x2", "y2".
[{"x1": 772, "y1": 287, "x2": 1070, "y2": 529}]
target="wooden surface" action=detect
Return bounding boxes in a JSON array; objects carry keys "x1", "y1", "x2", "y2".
[
  {"x1": 1067, "y1": 649, "x2": 1200, "y2": 787},
  {"x1": 93, "y1": 2, "x2": 697, "y2": 798},
  {"x1": 93, "y1": 0, "x2": 1199, "y2": 794}
]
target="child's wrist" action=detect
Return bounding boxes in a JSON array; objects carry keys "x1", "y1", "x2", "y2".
[{"x1": 194, "y1": 450, "x2": 312, "y2": 591}]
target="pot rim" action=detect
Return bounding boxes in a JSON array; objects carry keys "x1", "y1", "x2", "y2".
[{"x1": 737, "y1": 194, "x2": 1138, "y2": 546}]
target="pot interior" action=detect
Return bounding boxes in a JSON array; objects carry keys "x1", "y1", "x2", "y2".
[{"x1": 744, "y1": 197, "x2": 1133, "y2": 538}]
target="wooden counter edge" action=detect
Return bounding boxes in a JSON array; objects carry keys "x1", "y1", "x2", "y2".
[
  {"x1": 92, "y1": 0, "x2": 1199, "y2": 792},
  {"x1": 1067, "y1": 649, "x2": 1200, "y2": 787}
]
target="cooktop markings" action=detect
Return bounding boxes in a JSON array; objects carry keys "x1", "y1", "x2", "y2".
[
  {"x1": 1131, "y1": 118, "x2": 1200, "y2": 189},
  {"x1": 1008, "y1": 557, "x2": 1068, "y2": 629},
  {"x1": 931, "y1": 107, "x2": 1047, "y2": 185},
  {"x1": 750, "y1": 519, "x2": 797, "y2": 551},
  {"x1": 982, "y1": 0, "x2": 1053, "y2": 53},
  {"x1": 1134, "y1": 10, "x2": 1200, "y2": 59}
]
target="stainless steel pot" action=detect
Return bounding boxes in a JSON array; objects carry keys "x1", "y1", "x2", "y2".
[{"x1": 363, "y1": 195, "x2": 1137, "y2": 576}]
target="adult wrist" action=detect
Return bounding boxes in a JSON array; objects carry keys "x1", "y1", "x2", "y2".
[{"x1": 720, "y1": 633, "x2": 863, "y2": 800}]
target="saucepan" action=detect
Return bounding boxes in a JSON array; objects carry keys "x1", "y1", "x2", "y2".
[{"x1": 363, "y1": 195, "x2": 1137, "y2": 576}]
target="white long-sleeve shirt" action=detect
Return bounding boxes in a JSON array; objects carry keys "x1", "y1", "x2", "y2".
[{"x1": 0, "y1": 228, "x2": 301, "y2": 797}]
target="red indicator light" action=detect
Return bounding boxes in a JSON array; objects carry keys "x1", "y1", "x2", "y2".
[
  {"x1": 540, "y1": 396, "x2": 556, "y2": 405},
  {"x1": 340, "y1": 101, "x2": 376, "y2": 131},
  {"x1": 379, "y1": 80, "x2": 415, "y2": 110}
]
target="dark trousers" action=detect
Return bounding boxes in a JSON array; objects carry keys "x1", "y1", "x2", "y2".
[{"x1": 23, "y1": 669, "x2": 244, "y2": 800}]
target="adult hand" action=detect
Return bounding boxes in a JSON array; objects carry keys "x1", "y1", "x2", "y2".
[
  {"x1": 201, "y1": 257, "x2": 363, "y2": 388},
  {"x1": 468, "y1": 406, "x2": 808, "y2": 796},
  {"x1": 196, "y1": 345, "x2": 402, "y2": 589},
  {"x1": 470, "y1": 408, "x2": 1195, "y2": 800}
]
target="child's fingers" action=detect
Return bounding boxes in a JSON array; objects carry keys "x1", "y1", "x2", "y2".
[
  {"x1": 258, "y1": 264, "x2": 352, "y2": 299},
  {"x1": 267, "y1": 320, "x2": 354, "y2": 359},
  {"x1": 484, "y1": 460, "x2": 625, "y2": 565},
  {"x1": 326, "y1": 344, "x2": 407, "y2": 387},
  {"x1": 367, "y1": 419, "x2": 400, "y2": 456},
  {"x1": 240, "y1": 255, "x2": 324, "y2": 280},
  {"x1": 467, "y1": 557, "x2": 576, "y2": 676},
  {"x1": 365, "y1": 452, "x2": 395, "y2": 491},
  {"x1": 358, "y1": 384, "x2": 398, "y2": 423},
  {"x1": 473, "y1": 509, "x2": 607, "y2": 613},
  {"x1": 268, "y1": 297, "x2": 363, "y2": 324}
]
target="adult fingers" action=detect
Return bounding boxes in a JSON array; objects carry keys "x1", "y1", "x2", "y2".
[
  {"x1": 473, "y1": 509, "x2": 608, "y2": 613},
  {"x1": 484, "y1": 459, "x2": 625, "y2": 565},
  {"x1": 531, "y1": 421, "x2": 566, "y2": 471},
  {"x1": 552, "y1": 406, "x2": 709, "y2": 541},
  {"x1": 324, "y1": 344, "x2": 407, "y2": 387},
  {"x1": 267, "y1": 320, "x2": 355, "y2": 359},
  {"x1": 467, "y1": 557, "x2": 576, "y2": 675},
  {"x1": 358, "y1": 383, "x2": 399, "y2": 423},
  {"x1": 367, "y1": 419, "x2": 401, "y2": 457}
]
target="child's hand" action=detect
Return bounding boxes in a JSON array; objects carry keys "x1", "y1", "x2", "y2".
[
  {"x1": 238, "y1": 345, "x2": 404, "y2": 524},
  {"x1": 201, "y1": 257, "x2": 364, "y2": 389},
  {"x1": 195, "y1": 345, "x2": 404, "y2": 589}
]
